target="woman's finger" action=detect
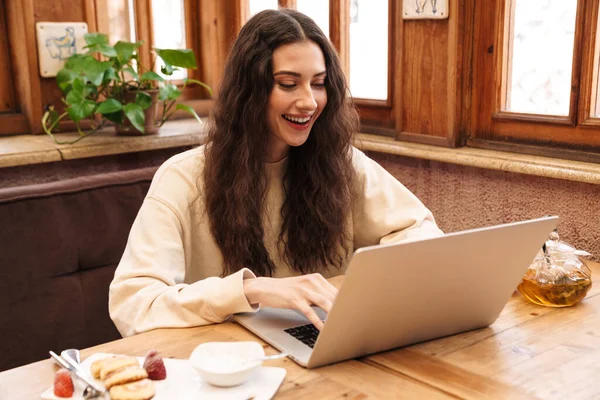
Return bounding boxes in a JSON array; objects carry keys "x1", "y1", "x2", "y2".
[
  {"x1": 307, "y1": 274, "x2": 338, "y2": 301},
  {"x1": 296, "y1": 301, "x2": 325, "y2": 331},
  {"x1": 305, "y1": 291, "x2": 333, "y2": 315}
]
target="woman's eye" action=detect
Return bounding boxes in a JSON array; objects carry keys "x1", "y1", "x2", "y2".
[
  {"x1": 278, "y1": 83, "x2": 296, "y2": 89},
  {"x1": 312, "y1": 82, "x2": 326, "y2": 88}
]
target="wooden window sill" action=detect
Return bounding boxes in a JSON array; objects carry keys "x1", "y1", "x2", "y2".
[
  {"x1": 355, "y1": 134, "x2": 600, "y2": 185},
  {"x1": 1, "y1": 122, "x2": 599, "y2": 185},
  {"x1": 0, "y1": 119, "x2": 208, "y2": 168}
]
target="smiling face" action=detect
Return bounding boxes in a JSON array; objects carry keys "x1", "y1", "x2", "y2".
[{"x1": 265, "y1": 40, "x2": 328, "y2": 162}]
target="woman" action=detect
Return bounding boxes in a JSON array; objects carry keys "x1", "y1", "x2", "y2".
[{"x1": 109, "y1": 9, "x2": 443, "y2": 337}]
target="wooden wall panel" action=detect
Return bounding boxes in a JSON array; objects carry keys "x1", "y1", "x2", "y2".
[
  {"x1": 0, "y1": 0, "x2": 15, "y2": 113},
  {"x1": 395, "y1": 0, "x2": 464, "y2": 147},
  {"x1": 5, "y1": 0, "x2": 42, "y2": 134},
  {"x1": 196, "y1": 0, "x2": 244, "y2": 94},
  {"x1": 330, "y1": 0, "x2": 350, "y2": 79},
  {"x1": 401, "y1": 20, "x2": 450, "y2": 139},
  {"x1": 469, "y1": 0, "x2": 495, "y2": 137}
]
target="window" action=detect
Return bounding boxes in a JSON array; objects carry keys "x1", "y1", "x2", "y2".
[
  {"x1": 151, "y1": 0, "x2": 188, "y2": 80},
  {"x1": 93, "y1": 0, "x2": 213, "y2": 117},
  {"x1": 469, "y1": 0, "x2": 600, "y2": 157},
  {"x1": 505, "y1": 1, "x2": 577, "y2": 116},
  {"x1": 349, "y1": 0, "x2": 388, "y2": 100},
  {"x1": 96, "y1": 0, "x2": 190, "y2": 81},
  {"x1": 95, "y1": 0, "x2": 136, "y2": 45},
  {"x1": 297, "y1": 0, "x2": 329, "y2": 38},
  {"x1": 249, "y1": 0, "x2": 277, "y2": 16}
]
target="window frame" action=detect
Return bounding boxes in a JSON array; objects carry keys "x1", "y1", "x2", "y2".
[{"x1": 467, "y1": 0, "x2": 600, "y2": 159}]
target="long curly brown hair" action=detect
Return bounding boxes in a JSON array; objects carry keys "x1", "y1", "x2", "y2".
[{"x1": 202, "y1": 9, "x2": 359, "y2": 277}]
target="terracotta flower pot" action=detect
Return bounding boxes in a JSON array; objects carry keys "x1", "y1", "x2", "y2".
[{"x1": 114, "y1": 90, "x2": 160, "y2": 136}]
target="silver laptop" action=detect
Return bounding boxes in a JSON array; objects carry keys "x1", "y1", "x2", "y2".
[{"x1": 234, "y1": 216, "x2": 558, "y2": 368}]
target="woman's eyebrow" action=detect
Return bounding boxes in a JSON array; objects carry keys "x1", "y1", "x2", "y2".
[{"x1": 273, "y1": 70, "x2": 327, "y2": 77}]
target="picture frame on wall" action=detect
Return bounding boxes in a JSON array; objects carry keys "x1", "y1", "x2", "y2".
[
  {"x1": 35, "y1": 22, "x2": 89, "y2": 78},
  {"x1": 403, "y1": 0, "x2": 449, "y2": 20}
]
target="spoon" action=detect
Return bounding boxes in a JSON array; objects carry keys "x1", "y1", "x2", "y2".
[
  {"x1": 61, "y1": 348, "x2": 81, "y2": 364},
  {"x1": 242, "y1": 352, "x2": 289, "y2": 366}
]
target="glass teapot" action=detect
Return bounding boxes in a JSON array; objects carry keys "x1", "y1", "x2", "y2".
[{"x1": 518, "y1": 230, "x2": 592, "y2": 307}]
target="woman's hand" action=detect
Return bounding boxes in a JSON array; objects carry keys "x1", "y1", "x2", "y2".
[{"x1": 242, "y1": 273, "x2": 338, "y2": 330}]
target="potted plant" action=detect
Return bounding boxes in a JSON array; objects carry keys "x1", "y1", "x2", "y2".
[{"x1": 42, "y1": 32, "x2": 211, "y2": 144}]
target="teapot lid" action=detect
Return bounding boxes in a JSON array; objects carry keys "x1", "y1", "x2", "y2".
[{"x1": 543, "y1": 230, "x2": 591, "y2": 257}]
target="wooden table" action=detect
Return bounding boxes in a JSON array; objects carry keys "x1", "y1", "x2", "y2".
[{"x1": 1, "y1": 262, "x2": 598, "y2": 399}]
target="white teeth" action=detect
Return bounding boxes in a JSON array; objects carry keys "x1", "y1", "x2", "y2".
[{"x1": 283, "y1": 115, "x2": 311, "y2": 123}]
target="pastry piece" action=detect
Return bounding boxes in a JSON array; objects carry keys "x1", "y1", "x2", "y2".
[
  {"x1": 90, "y1": 355, "x2": 121, "y2": 379},
  {"x1": 104, "y1": 365, "x2": 148, "y2": 389},
  {"x1": 109, "y1": 378, "x2": 156, "y2": 400},
  {"x1": 100, "y1": 356, "x2": 139, "y2": 380}
]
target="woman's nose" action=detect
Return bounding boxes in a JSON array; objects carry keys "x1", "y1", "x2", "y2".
[{"x1": 296, "y1": 86, "x2": 318, "y2": 111}]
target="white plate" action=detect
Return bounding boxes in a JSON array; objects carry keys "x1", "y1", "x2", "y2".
[{"x1": 41, "y1": 352, "x2": 286, "y2": 400}]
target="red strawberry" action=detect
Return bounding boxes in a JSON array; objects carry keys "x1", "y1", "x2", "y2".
[
  {"x1": 143, "y1": 349, "x2": 167, "y2": 380},
  {"x1": 53, "y1": 368, "x2": 74, "y2": 398}
]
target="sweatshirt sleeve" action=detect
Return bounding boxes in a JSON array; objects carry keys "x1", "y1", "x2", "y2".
[
  {"x1": 109, "y1": 194, "x2": 257, "y2": 338},
  {"x1": 352, "y1": 148, "x2": 444, "y2": 249}
]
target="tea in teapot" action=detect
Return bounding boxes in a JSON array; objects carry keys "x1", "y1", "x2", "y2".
[{"x1": 518, "y1": 231, "x2": 592, "y2": 307}]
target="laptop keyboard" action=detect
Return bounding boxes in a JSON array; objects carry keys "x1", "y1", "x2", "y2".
[{"x1": 283, "y1": 323, "x2": 320, "y2": 348}]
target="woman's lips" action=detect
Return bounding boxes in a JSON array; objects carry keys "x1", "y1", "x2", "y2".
[
  {"x1": 281, "y1": 114, "x2": 315, "y2": 131},
  {"x1": 282, "y1": 115, "x2": 313, "y2": 131}
]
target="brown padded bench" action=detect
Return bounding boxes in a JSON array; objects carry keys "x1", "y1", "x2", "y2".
[{"x1": 0, "y1": 166, "x2": 157, "y2": 371}]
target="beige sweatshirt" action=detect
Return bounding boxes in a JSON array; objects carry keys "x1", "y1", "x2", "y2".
[{"x1": 109, "y1": 146, "x2": 443, "y2": 336}]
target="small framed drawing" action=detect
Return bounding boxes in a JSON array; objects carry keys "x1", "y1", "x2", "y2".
[
  {"x1": 403, "y1": 0, "x2": 449, "y2": 20},
  {"x1": 35, "y1": 22, "x2": 88, "y2": 78}
]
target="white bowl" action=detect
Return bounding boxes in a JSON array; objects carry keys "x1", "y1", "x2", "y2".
[{"x1": 189, "y1": 341, "x2": 265, "y2": 387}]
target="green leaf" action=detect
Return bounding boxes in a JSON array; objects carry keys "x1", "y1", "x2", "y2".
[
  {"x1": 65, "y1": 54, "x2": 94, "y2": 74},
  {"x1": 114, "y1": 41, "x2": 143, "y2": 63},
  {"x1": 103, "y1": 110, "x2": 124, "y2": 124},
  {"x1": 66, "y1": 89, "x2": 83, "y2": 105},
  {"x1": 83, "y1": 58, "x2": 112, "y2": 86},
  {"x1": 184, "y1": 78, "x2": 213, "y2": 97},
  {"x1": 56, "y1": 69, "x2": 79, "y2": 92},
  {"x1": 135, "y1": 91, "x2": 153, "y2": 110},
  {"x1": 123, "y1": 66, "x2": 139, "y2": 81},
  {"x1": 155, "y1": 48, "x2": 197, "y2": 69},
  {"x1": 123, "y1": 103, "x2": 145, "y2": 133},
  {"x1": 155, "y1": 48, "x2": 196, "y2": 76},
  {"x1": 158, "y1": 84, "x2": 181, "y2": 101},
  {"x1": 72, "y1": 76, "x2": 87, "y2": 93},
  {"x1": 86, "y1": 44, "x2": 118, "y2": 58},
  {"x1": 84, "y1": 33, "x2": 109, "y2": 46},
  {"x1": 160, "y1": 64, "x2": 176, "y2": 76},
  {"x1": 140, "y1": 71, "x2": 165, "y2": 82},
  {"x1": 65, "y1": 75, "x2": 95, "y2": 106},
  {"x1": 103, "y1": 67, "x2": 119, "y2": 83},
  {"x1": 96, "y1": 99, "x2": 122, "y2": 114},
  {"x1": 67, "y1": 100, "x2": 96, "y2": 123},
  {"x1": 175, "y1": 103, "x2": 203, "y2": 125}
]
